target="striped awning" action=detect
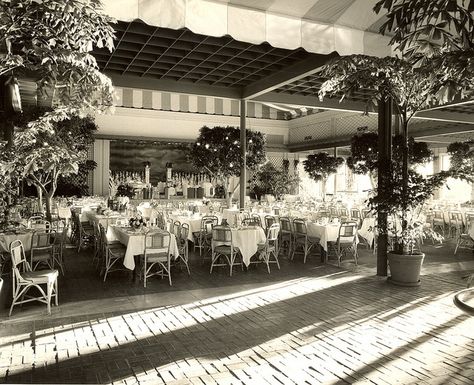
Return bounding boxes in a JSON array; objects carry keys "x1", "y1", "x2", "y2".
[{"x1": 102, "y1": 0, "x2": 393, "y2": 57}]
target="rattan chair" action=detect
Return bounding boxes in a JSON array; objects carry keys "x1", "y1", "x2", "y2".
[
  {"x1": 9, "y1": 240, "x2": 58, "y2": 316},
  {"x1": 99, "y1": 224, "x2": 127, "y2": 282},
  {"x1": 210, "y1": 225, "x2": 241, "y2": 276},
  {"x1": 142, "y1": 231, "x2": 172, "y2": 287},
  {"x1": 176, "y1": 223, "x2": 190, "y2": 275},
  {"x1": 279, "y1": 216, "x2": 293, "y2": 257},
  {"x1": 327, "y1": 222, "x2": 359, "y2": 266},
  {"x1": 30, "y1": 230, "x2": 55, "y2": 270},
  {"x1": 254, "y1": 223, "x2": 280, "y2": 273},
  {"x1": 193, "y1": 215, "x2": 218, "y2": 258},
  {"x1": 291, "y1": 218, "x2": 320, "y2": 263}
]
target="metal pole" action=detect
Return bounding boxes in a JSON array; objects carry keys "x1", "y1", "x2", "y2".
[
  {"x1": 377, "y1": 96, "x2": 392, "y2": 277},
  {"x1": 239, "y1": 99, "x2": 246, "y2": 210}
]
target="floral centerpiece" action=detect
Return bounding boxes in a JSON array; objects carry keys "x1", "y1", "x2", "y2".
[{"x1": 129, "y1": 215, "x2": 146, "y2": 230}]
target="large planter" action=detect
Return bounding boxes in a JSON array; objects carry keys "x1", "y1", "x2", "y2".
[{"x1": 387, "y1": 252, "x2": 425, "y2": 287}]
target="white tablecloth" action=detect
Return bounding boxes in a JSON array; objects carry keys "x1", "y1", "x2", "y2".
[
  {"x1": 307, "y1": 222, "x2": 341, "y2": 251},
  {"x1": 358, "y1": 218, "x2": 376, "y2": 247},
  {"x1": 168, "y1": 214, "x2": 223, "y2": 241},
  {"x1": 230, "y1": 227, "x2": 266, "y2": 266},
  {"x1": 86, "y1": 211, "x2": 126, "y2": 228},
  {"x1": 0, "y1": 230, "x2": 35, "y2": 253},
  {"x1": 108, "y1": 227, "x2": 179, "y2": 270}
]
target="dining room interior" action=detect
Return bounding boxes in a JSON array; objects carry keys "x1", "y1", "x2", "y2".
[{"x1": 0, "y1": 0, "x2": 474, "y2": 384}]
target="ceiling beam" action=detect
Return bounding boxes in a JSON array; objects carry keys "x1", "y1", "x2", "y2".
[
  {"x1": 106, "y1": 72, "x2": 241, "y2": 99},
  {"x1": 242, "y1": 52, "x2": 338, "y2": 100},
  {"x1": 413, "y1": 110, "x2": 474, "y2": 125},
  {"x1": 253, "y1": 91, "x2": 371, "y2": 113},
  {"x1": 288, "y1": 137, "x2": 352, "y2": 152},
  {"x1": 410, "y1": 124, "x2": 474, "y2": 139}
]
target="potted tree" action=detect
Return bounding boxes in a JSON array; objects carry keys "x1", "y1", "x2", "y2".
[
  {"x1": 303, "y1": 152, "x2": 344, "y2": 201},
  {"x1": 189, "y1": 126, "x2": 266, "y2": 207},
  {"x1": 252, "y1": 162, "x2": 300, "y2": 201},
  {"x1": 318, "y1": 53, "x2": 471, "y2": 284}
]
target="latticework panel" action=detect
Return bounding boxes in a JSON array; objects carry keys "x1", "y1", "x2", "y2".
[{"x1": 290, "y1": 119, "x2": 332, "y2": 143}]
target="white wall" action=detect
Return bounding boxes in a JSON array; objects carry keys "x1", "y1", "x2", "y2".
[{"x1": 95, "y1": 107, "x2": 289, "y2": 143}]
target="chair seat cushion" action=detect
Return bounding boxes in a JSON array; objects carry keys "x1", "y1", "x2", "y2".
[
  {"x1": 32, "y1": 253, "x2": 52, "y2": 261},
  {"x1": 146, "y1": 254, "x2": 168, "y2": 262},
  {"x1": 22, "y1": 269, "x2": 58, "y2": 283},
  {"x1": 214, "y1": 245, "x2": 233, "y2": 254}
]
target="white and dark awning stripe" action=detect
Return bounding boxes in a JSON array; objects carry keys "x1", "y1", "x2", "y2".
[{"x1": 115, "y1": 86, "x2": 290, "y2": 120}]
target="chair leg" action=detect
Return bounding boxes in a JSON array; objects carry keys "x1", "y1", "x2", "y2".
[{"x1": 46, "y1": 282, "x2": 52, "y2": 315}]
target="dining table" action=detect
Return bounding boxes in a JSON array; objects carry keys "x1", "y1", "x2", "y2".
[
  {"x1": 168, "y1": 213, "x2": 223, "y2": 241},
  {"x1": 107, "y1": 226, "x2": 179, "y2": 270},
  {"x1": 0, "y1": 229, "x2": 36, "y2": 253},
  {"x1": 306, "y1": 221, "x2": 341, "y2": 252},
  {"x1": 85, "y1": 211, "x2": 127, "y2": 229},
  {"x1": 228, "y1": 226, "x2": 266, "y2": 266}
]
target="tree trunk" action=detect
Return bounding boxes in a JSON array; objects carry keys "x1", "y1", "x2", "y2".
[
  {"x1": 36, "y1": 185, "x2": 44, "y2": 215},
  {"x1": 369, "y1": 172, "x2": 377, "y2": 190},
  {"x1": 401, "y1": 118, "x2": 409, "y2": 253},
  {"x1": 44, "y1": 193, "x2": 53, "y2": 223},
  {"x1": 321, "y1": 179, "x2": 327, "y2": 201}
]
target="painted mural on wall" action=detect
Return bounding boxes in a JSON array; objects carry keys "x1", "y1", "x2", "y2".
[{"x1": 109, "y1": 140, "x2": 195, "y2": 184}]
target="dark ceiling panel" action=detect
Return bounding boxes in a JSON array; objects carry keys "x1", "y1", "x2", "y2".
[{"x1": 92, "y1": 20, "x2": 325, "y2": 90}]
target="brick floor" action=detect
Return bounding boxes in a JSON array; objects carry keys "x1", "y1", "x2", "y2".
[{"x1": 0, "y1": 241, "x2": 473, "y2": 384}]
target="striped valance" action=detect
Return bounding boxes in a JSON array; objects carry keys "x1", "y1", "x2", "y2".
[{"x1": 114, "y1": 87, "x2": 288, "y2": 120}]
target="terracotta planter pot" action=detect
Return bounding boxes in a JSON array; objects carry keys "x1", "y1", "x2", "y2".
[{"x1": 387, "y1": 252, "x2": 425, "y2": 287}]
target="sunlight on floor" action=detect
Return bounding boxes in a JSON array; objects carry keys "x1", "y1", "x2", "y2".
[
  {"x1": 1, "y1": 270, "x2": 365, "y2": 379},
  {"x1": 118, "y1": 289, "x2": 473, "y2": 384}
]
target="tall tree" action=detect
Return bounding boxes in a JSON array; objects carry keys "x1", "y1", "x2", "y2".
[
  {"x1": 189, "y1": 126, "x2": 266, "y2": 204},
  {"x1": 16, "y1": 113, "x2": 98, "y2": 221},
  {"x1": 0, "y1": 0, "x2": 115, "y2": 219},
  {"x1": 318, "y1": 54, "x2": 474, "y2": 251}
]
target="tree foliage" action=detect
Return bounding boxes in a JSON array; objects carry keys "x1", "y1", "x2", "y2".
[
  {"x1": 374, "y1": 1, "x2": 474, "y2": 102},
  {"x1": 447, "y1": 141, "x2": 474, "y2": 182},
  {"x1": 190, "y1": 126, "x2": 266, "y2": 196},
  {"x1": 0, "y1": 0, "x2": 115, "y2": 119},
  {"x1": 0, "y1": 0, "x2": 114, "y2": 220},
  {"x1": 374, "y1": 0, "x2": 474, "y2": 58},
  {"x1": 6, "y1": 107, "x2": 98, "y2": 220},
  {"x1": 252, "y1": 163, "x2": 300, "y2": 200},
  {"x1": 303, "y1": 153, "x2": 344, "y2": 182},
  {"x1": 319, "y1": 55, "x2": 455, "y2": 121}
]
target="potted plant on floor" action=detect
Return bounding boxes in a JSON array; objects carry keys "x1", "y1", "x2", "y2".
[
  {"x1": 368, "y1": 167, "x2": 446, "y2": 285},
  {"x1": 316, "y1": 31, "x2": 474, "y2": 282}
]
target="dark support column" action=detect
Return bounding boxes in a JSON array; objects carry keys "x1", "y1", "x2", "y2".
[
  {"x1": 333, "y1": 147, "x2": 337, "y2": 195},
  {"x1": 0, "y1": 76, "x2": 16, "y2": 148},
  {"x1": 239, "y1": 99, "x2": 246, "y2": 210},
  {"x1": 377, "y1": 97, "x2": 392, "y2": 277}
]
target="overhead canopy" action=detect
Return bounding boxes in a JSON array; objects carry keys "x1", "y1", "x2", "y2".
[
  {"x1": 102, "y1": 0, "x2": 393, "y2": 57},
  {"x1": 92, "y1": 0, "x2": 474, "y2": 150}
]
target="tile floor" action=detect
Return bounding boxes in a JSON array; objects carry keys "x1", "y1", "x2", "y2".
[{"x1": 0, "y1": 240, "x2": 473, "y2": 384}]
